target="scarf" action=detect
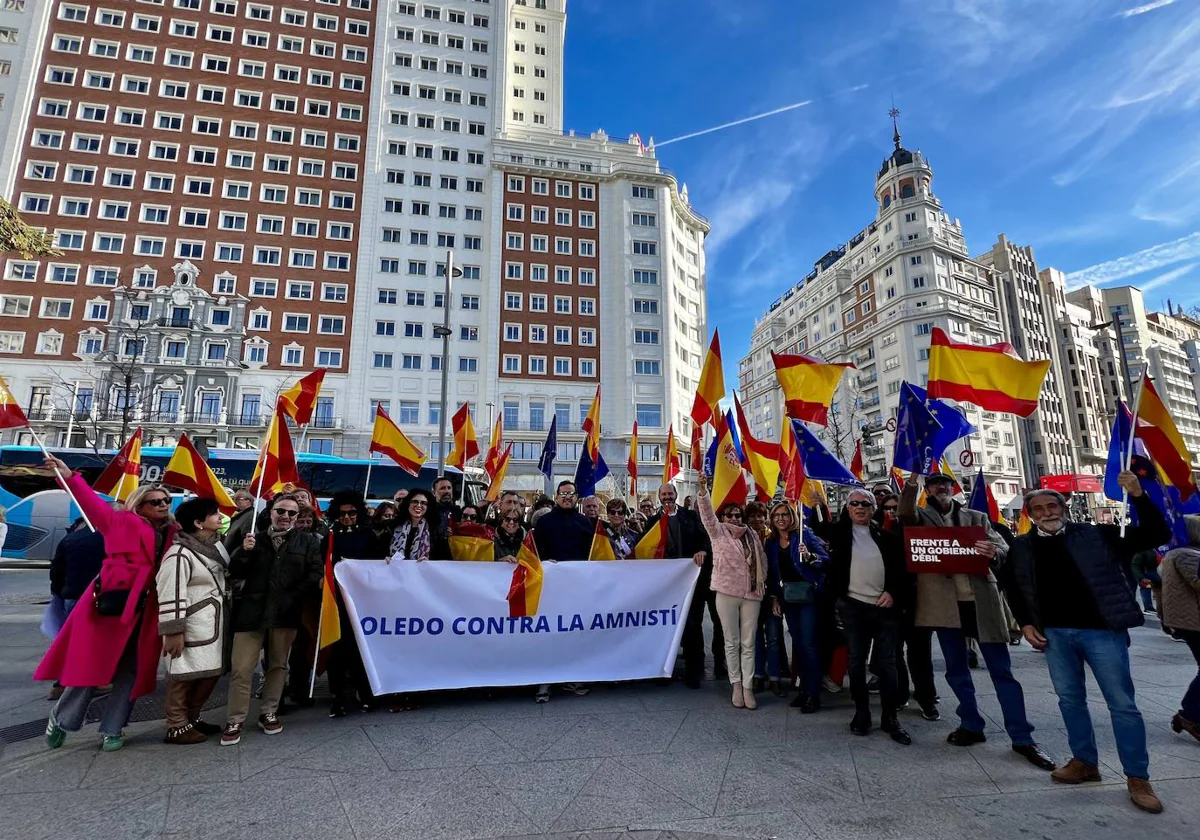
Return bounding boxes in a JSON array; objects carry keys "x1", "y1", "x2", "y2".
[
  {"x1": 176, "y1": 530, "x2": 231, "y2": 581},
  {"x1": 391, "y1": 519, "x2": 432, "y2": 561},
  {"x1": 268, "y1": 526, "x2": 290, "y2": 551}
]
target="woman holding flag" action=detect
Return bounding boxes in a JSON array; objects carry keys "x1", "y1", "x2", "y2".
[{"x1": 696, "y1": 477, "x2": 767, "y2": 710}]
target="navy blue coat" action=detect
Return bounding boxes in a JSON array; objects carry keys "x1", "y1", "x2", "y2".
[{"x1": 532, "y1": 506, "x2": 594, "y2": 561}]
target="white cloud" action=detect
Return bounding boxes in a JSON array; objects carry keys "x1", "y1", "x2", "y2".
[
  {"x1": 1137, "y1": 261, "x2": 1197, "y2": 291},
  {"x1": 1065, "y1": 232, "x2": 1200, "y2": 287},
  {"x1": 1120, "y1": 0, "x2": 1178, "y2": 17}
]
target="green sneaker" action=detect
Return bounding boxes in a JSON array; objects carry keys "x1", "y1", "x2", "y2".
[
  {"x1": 100, "y1": 733, "x2": 125, "y2": 752},
  {"x1": 45, "y1": 716, "x2": 66, "y2": 749}
]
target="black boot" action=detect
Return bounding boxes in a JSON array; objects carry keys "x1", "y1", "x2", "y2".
[
  {"x1": 801, "y1": 695, "x2": 821, "y2": 715},
  {"x1": 850, "y1": 707, "x2": 872, "y2": 736},
  {"x1": 789, "y1": 691, "x2": 809, "y2": 709},
  {"x1": 881, "y1": 713, "x2": 912, "y2": 745}
]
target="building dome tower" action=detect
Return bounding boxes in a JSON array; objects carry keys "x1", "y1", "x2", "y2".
[{"x1": 874, "y1": 108, "x2": 934, "y2": 212}]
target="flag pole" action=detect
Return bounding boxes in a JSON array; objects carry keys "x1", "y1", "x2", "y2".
[
  {"x1": 298, "y1": 423, "x2": 309, "y2": 453},
  {"x1": 28, "y1": 425, "x2": 95, "y2": 533},
  {"x1": 252, "y1": 409, "x2": 275, "y2": 515},
  {"x1": 363, "y1": 456, "x2": 375, "y2": 500},
  {"x1": 1119, "y1": 375, "x2": 1146, "y2": 538}
]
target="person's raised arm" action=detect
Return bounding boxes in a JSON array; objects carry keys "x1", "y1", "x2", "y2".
[
  {"x1": 897, "y1": 472, "x2": 921, "y2": 525},
  {"x1": 45, "y1": 456, "x2": 116, "y2": 534}
]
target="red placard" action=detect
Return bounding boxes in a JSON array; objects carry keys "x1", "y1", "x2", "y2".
[{"x1": 905, "y1": 526, "x2": 991, "y2": 575}]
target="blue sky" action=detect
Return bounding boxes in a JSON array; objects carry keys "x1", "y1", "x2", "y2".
[{"x1": 563, "y1": 0, "x2": 1200, "y2": 366}]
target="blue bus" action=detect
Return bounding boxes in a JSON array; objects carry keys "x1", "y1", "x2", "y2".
[{"x1": 0, "y1": 445, "x2": 484, "y2": 564}]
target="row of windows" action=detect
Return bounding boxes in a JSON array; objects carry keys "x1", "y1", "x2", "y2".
[
  {"x1": 500, "y1": 356, "x2": 595, "y2": 378},
  {"x1": 382, "y1": 170, "x2": 484, "y2": 191},
  {"x1": 373, "y1": 352, "x2": 483, "y2": 373},
  {"x1": 389, "y1": 81, "x2": 488, "y2": 107},
  {"x1": 503, "y1": 237, "x2": 596, "y2": 257},
  {"x1": 32, "y1": 119, "x2": 363, "y2": 152},
  {"x1": 500, "y1": 292, "x2": 595, "y2": 315},
  {"x1": 378, "y1": 259, "x2": 481, "y2": 279},
  {"x1": 28, "y1": 213, "x2": 354, "y2": 246},
  {"x1": 503, "y1": 206, "x2": 596, "y2": 226},
  {"x1": 501, "y1": 324, "x2": 596, "y2": 346},
  {"x1": 59, "y1": 1, "x2": 373, "y2": 28},
  {"x1": 375, "y1": 290, "x2": 478, "y2": 308},
  {"x1": 390, "y1": 53, "x2": 489, "y2": 78},
  {"x1": 383, "y1": 141, "x2": 485, "y2": 162},
  {"x1": 395, "y1": 3, "x2": 490, "y2": 27},
  {"x1": 24, "y1": 178, "x2": 359, "y2": 212},
  {"x1": 506, "y1": 179, "x2": 596, "y2": 200}
]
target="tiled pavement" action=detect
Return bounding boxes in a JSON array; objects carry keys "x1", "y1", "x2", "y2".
[{"x1": 1, "y1": 570, "x2": 1198, "y2": 840}]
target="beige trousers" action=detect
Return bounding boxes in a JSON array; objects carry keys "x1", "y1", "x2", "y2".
[
  {"x1": 225, "y1": 628, "x2": 297, "y2": 725},
  {"x1": 714, "y1": 592, "x2": 762, "y2": 688}
]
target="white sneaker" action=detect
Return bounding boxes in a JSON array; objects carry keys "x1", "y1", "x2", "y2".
[{"x1": 822, "y1": 677, "x2": 842, "y2": 694}]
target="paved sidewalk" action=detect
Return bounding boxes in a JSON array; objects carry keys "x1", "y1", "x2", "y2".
[{"x1": 1, "y1": 569, "x2": 1197, "y2": 840}]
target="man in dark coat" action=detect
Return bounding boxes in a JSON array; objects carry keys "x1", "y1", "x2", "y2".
[
  {"x1": 1004, "y1": 472, "x2": 1171, "y2": 814},
  {"x1": 221, "y1": 494, "x2": 322, "y2": 745},
  {"x1": 532, "y1": 480, "x2": 593, "y2": 561},
  {"x1": 429, "y1": 476, "x2": 462, "y2": 538},
  {"x1": 645, "y1": 482, "x2": 718, "y2": 688}
]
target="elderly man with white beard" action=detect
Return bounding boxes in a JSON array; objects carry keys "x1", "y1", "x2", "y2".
[{"x1": 899, "y1": 471, "x2": 1055, "y2": 773}]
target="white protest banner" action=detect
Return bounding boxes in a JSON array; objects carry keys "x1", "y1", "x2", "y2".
[{"x1": 334, "y1": 558, "x2": 700, "y2": 694}]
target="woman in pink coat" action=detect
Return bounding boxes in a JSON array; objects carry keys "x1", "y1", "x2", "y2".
[{"x1": 35, "y1": 456, "x2": 177, "y2": 751}]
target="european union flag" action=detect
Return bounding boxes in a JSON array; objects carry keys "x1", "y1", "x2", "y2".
[
  {"x1": 790, "y1": 419, "x2": 862, "y2": 486},
  {"x1": 907, "y1": 382, "x2": 977, "y2": 458},
  {"x1": 574, "y1": 447, "x2": 608, "y2": 497},
  {"x1": 704, "y1": 434, "x2": 718, "y2": 478},
  {"x1": 893, "y1": 381, "x2": 943, "y2": 474},
  {"x1": 1103, "y1": 404, "x2": 1132, "y2": 503},
  {"x1": 537, "y1": 416, "x2": 557, "y2": 479}
]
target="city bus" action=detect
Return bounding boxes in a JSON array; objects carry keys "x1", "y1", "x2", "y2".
[{"x1": 0, "y1": 445, "x2": 484, "y2": 564}]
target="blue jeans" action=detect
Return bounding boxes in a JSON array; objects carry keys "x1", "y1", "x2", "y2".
[
  {"x1": 782, "y1": 602, "x2": 821, "y2": 697},
  {"x1": 755, "y1": 611, "x2": 784, "y2": 680},
  {"x1": 1043, "y1": 628, "x2": 1149, "y2": 779},
  {"x1": 1179, "y1": 629, "x2": 1200, "y2": 723},
  {"x1": 1138, "y1": 586, "x2": 1154, "y2": 611},
  {"x1": 51, "y1": 634, "x2": 139, "y2": 737},
  {"x1": 937, "y1": 629, "x2": 1034, "y2": 745}
]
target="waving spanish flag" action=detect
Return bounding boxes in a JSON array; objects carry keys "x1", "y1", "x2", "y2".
[
  {"x1": 317, "y1": 532, "x2": 341, "y2": 651},
  {"x1": 627, "y1": 421, "x2": 639, "y2": 500},
  {"x1": 250, "y1": 406, "x2": 300, "y2": 496},
  {"x1": 1135, "y1": 375, "x2": 1197, "y2": 499},
  {"x1": 690, "y1": 330, "x2": 726, "y2": 430},
  {"x1": 662, "y1": 425, "x2": 680, "y2": 484},
  {"x1": 574, "y1": 385, "x2": 609, "y2": 495},
  {"x1": 449, "y1": 520, "x2": 496, "y2": 562},
  {"x1": 711, "y1": 421, "x2": 749, "y2": 512},
  {"x1": 369, "y1": 406, "x2": 425, "y2": 475},
  {"x1": 633, "y1": 514, "x2": 669, "y2": 559},
  {"x1": 484, "y1": 442, "x2": 512, "y2": 502},
  {"x1": 771, "y1": 351, "x2": 854, "y2": 427},
  {"x1": 778, "y1": 415, "x2": 805, "y2": 502},
  {"x1": 279, "y1": 369, "x2": 326, "y2": 426},
  {"x1": 589, "y1": 518, "x2": 617, "y2": 561},
  {"x1": 927, "y1": 327, "x2": 1049, "y2": 417},
  {"x1": 483, "y1": 414, "x2": 505, "y2": 479},
  {"x1": 506, "y1": 531, "x2": 544, "y2": 617},
  {"x1": 446, "y1": 403, "x2": 480, "y2": 469},
  {"x1": 850, "y1": 438, "x2": 864, "y2": 482},
  {"x1": 734, "y1": 393, "x2": 780, "y2": 499},
  {"x1": 163, "y1": 434, "x2": 236, "y2": 513},
  {"x1": 0, "y1": 375, "x2": 29, "y2": 430},
  {"x1": 93, "y1": 428, "x2": 143, "y2": 502}
]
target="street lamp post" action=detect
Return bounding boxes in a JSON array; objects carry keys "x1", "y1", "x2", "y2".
[{"x1": 434, "y1": 250, "x2": 463, "y2": 477}]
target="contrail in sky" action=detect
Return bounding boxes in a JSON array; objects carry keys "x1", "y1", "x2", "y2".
[
  {"x1": 1119, "y1": 0, "x2": 1178, "y2": 17},
  {"x1": 656, "y1": 85, "x2": 870, "y2": 147}
]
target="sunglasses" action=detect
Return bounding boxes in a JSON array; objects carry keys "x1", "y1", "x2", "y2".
[
  {"x1": 883, "y1": 505, "x2": 898, "y2": 512},
  {"x1": 723, "y1": 511, "x2": 743, "y2": 520},
  {"x1": 461, "y1": 514, "x2": 477, "y2": 521},
  {"x1": 337, "y1": 509, "x2": 357, "y2": 518},
  {"x1": 503, "y1": 516, "x2": 522, "y2": 523},
  {"x1": 608, "y1": 509, "x2": 626, "y2": 516},
  {"x1": 408, "y1": 499, "x2": 428, "y2": 507},
  {"x1": 558, "y1": 491, "x2": 577, "y2": 498},
  {"x1": 274, "y1": 508, "x2": 298, "y2": 517},
  {"x1": 847, "y1": 500, "x2": 873, "y2": 509},
  {"x1": 143, "y1": 498, "x2": 171, "y2": 507}
]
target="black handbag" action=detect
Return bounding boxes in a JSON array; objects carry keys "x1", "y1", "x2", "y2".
[
  {"x1": 92, "y1": 578, "x2": 144, "y2": 617},
  {"x1": 782, "y1": 580, "x2": 816, "y2": 605}
]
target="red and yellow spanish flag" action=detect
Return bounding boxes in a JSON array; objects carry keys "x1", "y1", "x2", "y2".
[
  {"x1": 1135, "y1": 375, "x2": 1197, "y2": 499},
  {"x1": 317, "y1": 532, "x2": 341, "y2": 652},
  {"x1": 711, "y1": 421, "x2": 749, "y2": 512},
  {"x1": 278, "y1": 369, "x2": 326, "y2": 426},
  {"x1": 771, "y1": 351, "x2": 855, "y2": 427},
  {"x1": 446, "y1": 403, "x2": 479, "y2": 469},
  {"x1": 449, "y1": 520, "x2": 496, "y2": 561},
  {"x1": 589, "y1": 518, "x2": 617, "y2": 561},
  {"x1": 506, "y1": 531, "x2": 544, "y2": 616},
  {"x1": 484, "y1": 442, "x2": 512, "y2": 502},
  {"x1": 633, "y1": 514, "x2": 669, "y2": 559},
  {"x1": 1015, "y1": 508, "x2": 1032, "y2": 535},
  {"x1": 0, "y1": 375, "x2": 29, "y2": 430},
  {"x1": 93, "y1": 428, "x2": 143, "y2": 503},
  {"x1": 927, "y1": 327, "x2": 1050, "y2": 417},
  {"x1": 690, "y1": 330, "x2": 726, "y2": 430},
  {"x1": 778, "y1": 415, "x2": 805, "y2": 502},
  {"x1": 850, "y1": 439, "x2": 864, "y2": 482},
  {"x1": 661, "y1": 425, "x2": 680, "y2": 484},
  {"x1": 163, "y1": 433, "x2": 236, "y2": 513},
  {"x1": 250, "y1": 406, "x2": 300, "y2": 497},
  {"x1": 627, "y1": 421, "x2": 639, "y2": 500},
  {"x1": 483, "y1": 414, "x2": 505, "y2": 480},
  {"x1": 369, "y1": 405, "x2": 425, "y2": 475},
  {"x1": 689, "y1": 425, "x2": 703, "y2": 474},
  {"x1": 799, "y1": 478, "x2": 827, "y2": 509},
  {"x1": 734, "y1": 393, "x2": 780, "y2": 499}
]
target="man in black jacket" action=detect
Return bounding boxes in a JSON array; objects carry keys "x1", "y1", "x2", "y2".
[
  {"x1": 818, "y1": 489, "x2": 912, "y2": 744},
  {"x1": 1004, "y1": 471, "x2": 1171, "y2": 814},
  {"x1": 532, "y1": 480, "x2": 593, "y2": 561},
  {"x1": 645, "y1": 482, "x2": 719, "y2": 688},
  {"x1": 429, "y1": 476, "x2": 462, "y2": 537},
  {"x1": 221, "y1": 494, "x2": 322, "y2": 746}
]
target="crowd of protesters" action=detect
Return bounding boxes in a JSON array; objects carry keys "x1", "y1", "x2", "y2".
[{"x1": 31, "y1": 453, "x2": 1200, "y2": 815}]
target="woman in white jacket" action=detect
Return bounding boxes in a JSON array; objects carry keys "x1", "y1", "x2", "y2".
[{"x1": 156, "y1": 497, "x2": 230, "y2": 744}]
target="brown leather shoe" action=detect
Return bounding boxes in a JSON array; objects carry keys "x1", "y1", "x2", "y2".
[
  {"x1": 1171, "y1": 712, "x2": 1200, "y2": 743},
  {"x1": 1051, "y1": 758, "x2": 1101, "y2": 784},
  {"x1": 163, "y1": 723, "x2": 206, "y2": 745},
  {"x1": 1127, "y1": 778, "x2": 1163, "y2": 814}
]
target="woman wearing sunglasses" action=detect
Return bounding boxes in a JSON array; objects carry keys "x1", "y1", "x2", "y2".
[
  {"x1": 696, "y1": 478, "x2": 768, "y2": 709},
  {"x1": 494, "y1": 511, "x2": 527, "y2": 564},
  {"x1": 37, "y1": 456, "x2": 179, "y2": 752}
]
